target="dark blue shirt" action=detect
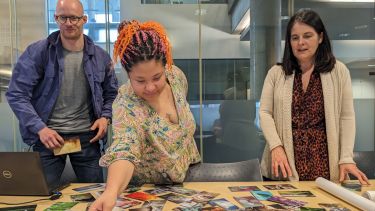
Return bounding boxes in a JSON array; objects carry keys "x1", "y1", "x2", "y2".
[{"x1": 6, "y1": 31, "x2": 118, "y2": 146}]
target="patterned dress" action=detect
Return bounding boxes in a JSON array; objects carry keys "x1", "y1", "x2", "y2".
[
  {"x1": 292, "y1": 70, "x2": 330, "y2": 181},
  {"x1": 100, "y1": 66, "x2": 201, "y2": 185}
]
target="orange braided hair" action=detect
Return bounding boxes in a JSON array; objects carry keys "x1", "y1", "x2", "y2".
[{"x1": 113, "y1": 20, "x2": 173, "y2": 72}]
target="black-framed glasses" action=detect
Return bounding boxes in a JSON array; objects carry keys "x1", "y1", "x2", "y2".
[{"x1": 55, "y1": 15, "x2": 84, "y2": 24}]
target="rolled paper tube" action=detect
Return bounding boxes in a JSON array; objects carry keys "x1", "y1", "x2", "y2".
[
  {"x1": 363, "y1": 191, "x2": 375, "y2": 202},
  {"x1": 315, "y1": 177, "x2": 375, "y2": 211}
]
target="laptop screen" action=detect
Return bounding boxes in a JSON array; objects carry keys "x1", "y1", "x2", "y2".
[{"x1": 0, "y1": 152, "x2": 53, "y2": 196}]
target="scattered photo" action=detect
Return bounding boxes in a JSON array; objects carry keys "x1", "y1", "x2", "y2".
[
  {"x1": 228, "y1": 186, "x2": 261, "y2": 192},
  {"x1": 172, "y1": 207, "x2": 201, "y2": 211},
  {"x1": 201, "y1": 207, "x2": 225, "y2": 211},
  {"x1": 116, "y1": 197, "x2": 142, "y2": 209},
  {"x1": 263, "y1": 184, "x2": 297, "y2": 190},
  {"x1": 234, "y1": 196, "x2": 264, "y2": 208},
  {"x1": 192, "y1": 191, "x2": 219, "y2": 203},
  {"x1": 72, "y1": 183, "x2": 105, "y2": 193},
  {"x1": 144, "y1": 188, "x2": 170, "y2": 195},
  {"x1": 300, "y1": 207, "x2": 325, "y2": 211},
  {"x1": 124, "y1": 187, "x2": 142, "y2": 193},
  {"x1": 44, "y1": 202, "x2": 78, "y2": 211},
  {"x1": 169, "y1": 187, "x2": 199, "y2": 196},
  {"x1": 341, "y1": 180, "x2": 361, "y2": 191},
  {"x1": 125, "y1": 192, "x2": 158, "y2": 201},
  {"x1": 70, "y1": 193, "x2": 96, "y2": 202},
  {"x1": 141, "y1": 200, "x2": 167, "y2": 211},
  {"x1": 251, "y1": 190, "x2": 273, "y2": 200},
  {"x1": 267, "y1": 196, "x2": 307, "y2": 207},
  {"x1": 318, "y1": 203, "x2": 351, "y2": 211},
  {"x1": 209, "y1": 198, "x2": 239, "y2": 210},
  {"x1": 278, "y1": 190, "x2": 315, "y2": 197},
  {"x1": 159, "y1": 193, "x2": 193, "y2": 204}
]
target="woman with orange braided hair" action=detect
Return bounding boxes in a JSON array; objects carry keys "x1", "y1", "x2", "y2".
[{"x1": 89, "y1": 20, "x2": 200, "y2": 211}]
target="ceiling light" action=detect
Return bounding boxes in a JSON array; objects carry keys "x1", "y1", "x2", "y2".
[{"x1": 368, "y1": 64, "x2": 375, "y2": 67}]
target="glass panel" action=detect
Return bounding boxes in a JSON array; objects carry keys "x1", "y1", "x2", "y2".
[
  {"x1": 0, "y1": 0, "x2": 46, "y2": 151},
  {"x1": 199, "y1": 2, "x2": 259, "y2": 163}
]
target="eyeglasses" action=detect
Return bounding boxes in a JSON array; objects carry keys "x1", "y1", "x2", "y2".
[{"x1": 55, "y1": 15, "x2": 84, "y2": 24}]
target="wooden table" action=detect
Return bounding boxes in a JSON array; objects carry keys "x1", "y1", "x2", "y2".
[{"x1": 0, "y1": 181, "x2": 374, "y2": 210}]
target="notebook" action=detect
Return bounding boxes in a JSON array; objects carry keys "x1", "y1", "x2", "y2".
[{"x1": 0, "y1": 152, "x2": 69, "y2": 196}]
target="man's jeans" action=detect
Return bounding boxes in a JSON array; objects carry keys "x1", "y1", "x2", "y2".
[{"x1": 33, "y1": 130, "x2": 104, "y2": 186}]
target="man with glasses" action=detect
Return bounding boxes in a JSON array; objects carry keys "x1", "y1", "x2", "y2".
[{"x1": 6, "y1": 0, "x2": 118, "y2": 185}]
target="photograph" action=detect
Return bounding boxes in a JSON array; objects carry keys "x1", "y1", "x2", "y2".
[
  {"x1": 159, "y1": 193, "x2": 193, "y2": 204},
  {"x1": 70, "y1": 193, "x2": 96, "y2": 202},
  {"x1": 125, "y1": 192, "x2": 158, "y2": 201},
  {"x1": 263, "y1": 184, "x2": 297, "y2": 190},
  {"x1": 278, "y1": 190, "x2": 315, "y2": 197},
  {"x1": 228, "y1": 186, "x2": 261, "y2": 192}
]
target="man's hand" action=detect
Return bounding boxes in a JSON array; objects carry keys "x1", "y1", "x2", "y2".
[
  {"x1": 271, "y1": 146, "x2": 293, "y2": 178},
  {"x1": 90, "y1": 117, "x2": 109, "y2": 143},
  {"x1": 339, "y1": 163, "x2": 370, "y2": 185},
  {"x1": 38, "y1": 127, "x2": 64, "y2": 149}
]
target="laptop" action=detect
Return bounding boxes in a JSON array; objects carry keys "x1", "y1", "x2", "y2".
[{"x1": 0, "y1": 152, "x2": 68, "y2": 196}]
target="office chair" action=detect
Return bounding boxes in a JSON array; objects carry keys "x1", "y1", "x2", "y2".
[
  {"x1": 184, "y1": 159, "x2": 263, "y2": 182},
  {"x1": 353, "y1": 151, "x2": 375, "y2": 179}
]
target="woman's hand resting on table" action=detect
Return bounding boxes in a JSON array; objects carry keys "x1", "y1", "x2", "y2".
[
  {"x1": 271, "y1": 146, "x2": 293, "y2": 178},
  {"x1": 339, "y1": 163, "x2": 370, "y2": 185}
]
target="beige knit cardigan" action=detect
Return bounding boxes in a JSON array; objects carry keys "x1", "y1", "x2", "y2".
[{"x1": 259, "y1": 60, "x2": 356, "y2": 182}]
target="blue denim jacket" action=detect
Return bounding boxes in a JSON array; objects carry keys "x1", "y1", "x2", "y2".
[{"x1": 6, "y1": 31, "x2": 118, "y2": 146}]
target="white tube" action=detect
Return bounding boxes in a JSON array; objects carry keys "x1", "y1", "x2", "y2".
[
  {"x1": 315, "y1": 177, "x2": 375, "y2": 211},
  {"x1": 363, "y1": 191, "x2": 375, "y2": 202}
]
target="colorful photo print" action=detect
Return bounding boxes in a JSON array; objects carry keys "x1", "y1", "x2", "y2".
[
  {"x1": 70, "y1": 193, "x2": 96, "y2": 202},
  {"x1": 116, "y1": 197, "x2": 142, "y2": 209},
  {"x1": 44, "y1": 202, "x2": 78, "y2": 211},
  {"x1": 300, "y1": 207, "x2": 326, "y2": 211},
  {"x1": 169, "y1": 187, "x2": 199, "y2": 196},
  {"x1": 267, "y1": 196, "x2": 306, "y2": 207},
  {"x1": 72, "y1": 183, "x2": 105, "y2": 193},
  {"x1": 192, "y1": 191, "x2": 220, "y2": 203},
  {"x1": 141, "y1": 200, "x2": 167, "y2": 211},
  {"x1": 234, "y1": 196, "x2": 264, "y2": 208},
  {"x1": 341, "y1": 180, "x2": 361, "y2": 191},
  {"x1": 228, "y1": 186, "x2": 261, "y2": 192},
  {"x1": 125, "y1": 192, "x2": 158, "y2": 201},
  {"x1": 201, "y1": 207, "x2": 225, "y2": 211},
  {"x1": 278, "y1": 190, "x2": 315, "y2": 197},
  {"x1": 209, "y1": 198, "x2": 239, "y2": 210},
  {"x1": 263, "y1": 184, "x2": 297, "y2": 190},
  {"x1": 318, "y1": 203, "x2": 351, "y2": 211},
  {"x1": 144, "y1": 188, "x2": 170, "y2": 195},
  {"x1": 159, "y1": 193, "x2": 193, "y2": 204},
  {"x1": 251, "y1": 190, "x2": 273, "y2": 200}
]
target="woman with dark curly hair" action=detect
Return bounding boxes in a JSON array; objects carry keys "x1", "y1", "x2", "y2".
[{"x1": 259, "y1": 9, "x2": 369, "y2": 185}]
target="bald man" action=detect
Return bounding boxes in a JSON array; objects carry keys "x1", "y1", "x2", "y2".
[{"x1": 6, "y1": 0, "x2": 118, "y2": 185}]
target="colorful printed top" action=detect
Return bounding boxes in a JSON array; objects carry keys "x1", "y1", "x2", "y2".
[{"x1": 100, "y1": 66, "x2": 201, "y2": 185}]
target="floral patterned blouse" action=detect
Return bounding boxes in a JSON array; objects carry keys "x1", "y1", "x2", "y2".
[{"x1": 100, "y1": 66, "x2": 201, "y2": 185}]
